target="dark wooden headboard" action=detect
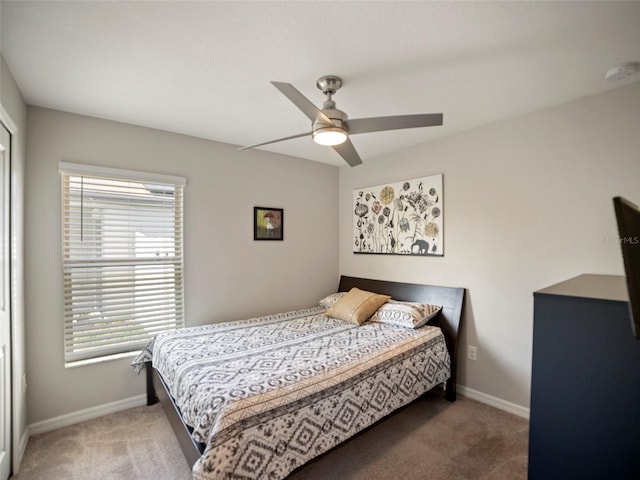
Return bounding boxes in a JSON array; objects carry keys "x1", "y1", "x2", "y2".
[{"x1": 338, "y1": 275, "x2": 465, "y2": 401}]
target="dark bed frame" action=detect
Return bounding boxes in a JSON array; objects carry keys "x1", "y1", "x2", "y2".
[{"x1": 145, "y1": 275, "x2": 465, "y2": 468}]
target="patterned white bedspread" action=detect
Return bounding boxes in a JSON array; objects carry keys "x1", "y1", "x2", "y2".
[{"x1": 133, "y1": 306, "x2": 450, "y2": 480}]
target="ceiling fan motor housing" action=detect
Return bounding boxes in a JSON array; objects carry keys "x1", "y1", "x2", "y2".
[
  {"x1": 314, "y1": 76, "x2": 348, "y2": 134},
  {"x1": 314, "y1": 106, "x2": 348, "y2": 131}
]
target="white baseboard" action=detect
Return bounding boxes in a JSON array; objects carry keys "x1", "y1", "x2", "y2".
[
  {"x1": 28, "y1": 394, "x2": 147, "y2": 436},
  {"x1": 457, "y1": 384, "x2": 530, "y2": 419}
]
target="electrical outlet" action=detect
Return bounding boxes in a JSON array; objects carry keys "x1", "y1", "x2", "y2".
[
  {"x1": 468, "y1": 345, "x2": 478, "y2": 361},
  {"x1": 22, "y1": 373, "x2": 27, "y2": 394}
]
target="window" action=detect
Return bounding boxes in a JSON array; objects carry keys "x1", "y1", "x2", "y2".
[{"x1": 60, "y1": 162, "x2": 185, "y2": 365}]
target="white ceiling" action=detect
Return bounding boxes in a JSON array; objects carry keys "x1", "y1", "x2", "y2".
[{"x1": 2, "y1": 1, "x2": 640, "y2": 167}]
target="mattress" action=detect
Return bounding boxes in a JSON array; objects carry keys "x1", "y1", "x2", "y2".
[{"x1": 133, "y1": 305, "x2": 450, "y2": 479}]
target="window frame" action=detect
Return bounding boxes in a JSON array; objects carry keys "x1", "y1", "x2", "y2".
[{"x1": 59, "y1": 162, "x2": 186, "y2": 366}]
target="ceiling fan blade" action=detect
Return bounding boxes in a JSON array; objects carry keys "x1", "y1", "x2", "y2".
[
  {"x1": 346, "y1": 113, "x2": 443, "y2": 135},
  {"x1": 271, "y1": 81, "x2": 333, "y2": 125},
  {"x1": 237, "y1": 131, "x2": 312, "y2": 151},
  {"x1": 332, "y1": 138, "x2": 362, "y2": 167}
]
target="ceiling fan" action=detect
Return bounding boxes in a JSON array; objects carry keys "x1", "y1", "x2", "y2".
[{"x1": 239, "y1": 75, "x2": 443, "y2": 167}]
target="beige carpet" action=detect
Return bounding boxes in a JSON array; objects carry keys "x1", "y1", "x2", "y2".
[
  {"x1": 12, "y1": 389, "x2": 528, "y2": 479},
  {"x1": 12, "y1": 404, "x2": 191, "y2": 480}
]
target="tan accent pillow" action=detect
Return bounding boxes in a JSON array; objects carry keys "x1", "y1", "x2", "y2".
[{"x1": 325, "y1": 287, "x2": 390, "y2": 325}]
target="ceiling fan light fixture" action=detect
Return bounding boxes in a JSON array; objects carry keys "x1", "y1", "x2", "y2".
[{"x1": 313, "y1": 127, "x2": 348, "y2": 146}]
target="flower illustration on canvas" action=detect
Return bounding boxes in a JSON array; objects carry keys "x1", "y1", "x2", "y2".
[{"x1": 353, "y1": 174, "x2": 443, "y2": 256}]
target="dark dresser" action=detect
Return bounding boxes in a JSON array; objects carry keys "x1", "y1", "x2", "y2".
[{"x1": 528, "y1": 274, "x2": 640, "y2": 479}]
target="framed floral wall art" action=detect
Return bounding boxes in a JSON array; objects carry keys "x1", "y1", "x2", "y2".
[
  {"x1": 254, "y1": 207, "x2": 283, "y2": 241},
  {"x1": 353, "y1": 174, "x2": 443, "y2": 256}
]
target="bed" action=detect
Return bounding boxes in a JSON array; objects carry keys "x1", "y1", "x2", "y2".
[{"x1": 134, "y1": 275, "x2": 465, "y2": 479}]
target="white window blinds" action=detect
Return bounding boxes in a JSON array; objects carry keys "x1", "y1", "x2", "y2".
[{"x1": 60, "y1": 162, "x2": 185, "y2": 365}]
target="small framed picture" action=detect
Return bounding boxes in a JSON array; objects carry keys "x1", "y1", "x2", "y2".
[{"x1": 254, "y1": 207, "x2": 284, "y2": 241}]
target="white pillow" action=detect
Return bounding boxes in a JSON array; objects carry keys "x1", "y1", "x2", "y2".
[
  {"x1": 369, "y1": 300, "x2": 442, "y2": 328},
  {"x1": 318, "y1": 292, "x2": 347, "y2": 309}
]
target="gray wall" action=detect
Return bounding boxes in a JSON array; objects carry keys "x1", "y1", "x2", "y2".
[
  {"x1": 339, "y1": 81, "x2": 640, "y2": 410},
  {"x1": 1, "y1": 53, "x2": 27, "y2": 467},
  {"x1": 25, "y1": 107, "x2": 339, "y2": 424}
]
